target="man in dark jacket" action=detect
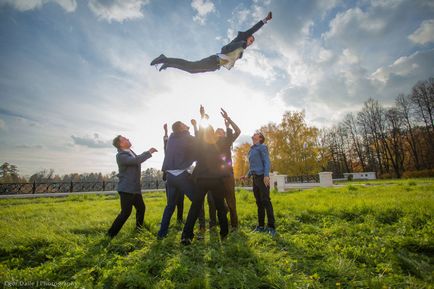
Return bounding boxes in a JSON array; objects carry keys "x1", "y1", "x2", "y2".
[
  {"x1": 107, "y1": 135, "x2": 157, "y2": 238},
  {"x1": 158, "y1": 121, "x2": 205, "y2": 239},
  {"x1": 150, "y1": 11, "x2": 272, "y2": 74},
  {"x1": 207, "y1": 109, "x2": 241, "y2": 230}
]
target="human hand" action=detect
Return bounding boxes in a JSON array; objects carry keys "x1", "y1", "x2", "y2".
[
  {"x1": 266, "y1": 11, "x2": 272, "y2": 21},
  {"x1": 148, "y1": 148, "x2": 158, "y2": 154},
  {"x1": 200, "y1": 105, "x2": 205, "y2": 118},
  {"x1": 163, "y1": 123, "x2": 168, "y2": 135},
  {"x1": 220, "y1": 108, "x2": 230, "y2": 120},
  {"x1": 264, "y1": 176, "x2": 270, "y2": 187}
]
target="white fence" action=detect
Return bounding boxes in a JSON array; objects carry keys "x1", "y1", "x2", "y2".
[{"x1": 270, "y1": 172, "x2": 333, "y2": 192}]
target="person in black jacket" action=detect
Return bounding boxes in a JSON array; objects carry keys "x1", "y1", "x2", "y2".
[
  {"x1": 150, "y1": 12, "x2": 272, "y2": 74},
  {"x1": 180, "y1": 123, "x2": 231, "y2": 245}
]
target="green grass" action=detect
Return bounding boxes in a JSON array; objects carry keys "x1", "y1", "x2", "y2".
[{"x1": 0, "y1": 180, "x2": 433, "y2": 288}]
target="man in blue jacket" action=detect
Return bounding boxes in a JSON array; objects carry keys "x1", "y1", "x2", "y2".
[
  {"x1": 107, "y1": 135, "x2": 157, "y2": 238},
  {"x1": 150, "y1": 11, "x2": 272, "y2": 74},
  {"x1": 248, "y1": 131, "x2": 276, "y2": 236},
  {"x1": 158, "y1": 121, "x2": 205, "y2": 239}
]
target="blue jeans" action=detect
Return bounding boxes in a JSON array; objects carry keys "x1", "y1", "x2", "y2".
[{"x1": 158, "y1": 171, "x2": 205, "y2": 237}]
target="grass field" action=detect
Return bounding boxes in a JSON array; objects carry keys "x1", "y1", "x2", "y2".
[{"x1": 0, "y1": 179, "x2": 433, "y2": 288}]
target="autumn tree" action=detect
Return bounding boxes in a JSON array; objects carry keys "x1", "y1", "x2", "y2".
[
  {"x1": 260, "y1": 111, "x2": 324, "y2": 176},
  {"x1": 233, "y1": 143, "x2": 251, "y2": 178}
]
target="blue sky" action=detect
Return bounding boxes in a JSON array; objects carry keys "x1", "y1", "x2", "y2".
[{"x1": 0, "y1": 0, "x2": 433, "y2": 176}]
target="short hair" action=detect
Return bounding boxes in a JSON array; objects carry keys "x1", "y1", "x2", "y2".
[
  {"x1": 257, "y1": 132, "x2": 265, "y2": 144},
  {"x1": 112, "y1": 135, "x2": 122, "y2": 149},
  {"x1": 172, "y1": 121, "x2": 184, "y2": 133}
]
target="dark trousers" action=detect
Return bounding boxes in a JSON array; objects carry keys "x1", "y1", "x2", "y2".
[
  {"x1": 165, "y1": 183, "x2": 184, "y2": 221},
  {"x1": 182, "y1": 178, "x2": 228, "y2": 240},
  {"x1": 164, "y1": 55, "x2": 220, "y2": 74},
  {"x1": 158, "y1": 171, "x2": 205, "y2": 238},
  {"x1": 253, "y1": 175, "x2": 275, "y2": 228},
  {"x1": 208, "y1": 175, "x2": 238, "y2": 228},
  {"x1": 108, "y1": 192, "x2": 145, "y2": 237}
]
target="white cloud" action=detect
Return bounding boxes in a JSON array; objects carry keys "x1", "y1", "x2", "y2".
[
  {"x1": 371, "y1": 49, "x2": 434, "y2": 84},
  {"x1": 0, "y1": 0, "x2": 76, "y2": 12},
  {"x1": 71, "y1": 133, "x2": 112, "y2": 148},
  {"x1": 191, "y1": 0, "x2": 215, "y2": 25},
  {"x1": 88, "y1": 0, "x2": 150, "y2": 22},
  {"x1": 0, "y1": 118, "x2": 6, "y2": 130},
  {"x1": 409, "y1": 19, "x2": 434, "y2": 45}
]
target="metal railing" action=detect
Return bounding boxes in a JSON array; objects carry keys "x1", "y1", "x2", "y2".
[
  {"x1": 285, "y1": 175, "x2": 320, "y2": 183},
  {"x1": 0, "y1": 180, "x2": 165, "y2": 195}
]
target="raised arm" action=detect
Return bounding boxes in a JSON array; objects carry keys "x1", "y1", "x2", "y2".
[
  {"x1": 243, "y1": 11, "x2": 272, "y2": 36},
  {"x1": 221, "y1": 108, "x2": 241, "y2": 142},
  {"x1": 163, "y1": 123, "x2": 168, "y2": 153}
]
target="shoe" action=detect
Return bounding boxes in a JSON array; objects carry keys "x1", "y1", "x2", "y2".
[
  {"x1": 180, "y1": 238, "x2": 192, "y2": 245},
  {"x1": 252, "y1": 226, "x2": 265, "y2": 233},
  {"x1": 150, "y1": 54, "x2": 166, "y2": 66},
  {"x1": 159, "y1": 63, "x2": 168, "y2": 71},
  {"x1": 267, "y1": 227, "x2": 277, "y2": 237}
]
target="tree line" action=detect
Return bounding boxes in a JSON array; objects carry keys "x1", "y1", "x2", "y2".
[
  {"x1": 0, "y1": 163, "x2": 162, "y2": 184},
  {"x1": 233, "y1": 77, "x2": 434, "y2": 179}
]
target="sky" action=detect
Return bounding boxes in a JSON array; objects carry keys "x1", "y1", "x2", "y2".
[{"x1": 0, "y1": 0, "x2": 433, "y2": 176}]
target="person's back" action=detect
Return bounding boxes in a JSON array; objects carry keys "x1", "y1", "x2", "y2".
[
  {"x1": 162, "y1": 130, "x2": 196, "y2": 171},
  {"x1": 193, "y1": 128, "x2": 231, "y2": 179}
]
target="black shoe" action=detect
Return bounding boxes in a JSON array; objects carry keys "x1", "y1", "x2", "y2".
[
  {"x1": 150, "y1": 54, "x2": 166, "y2": 66},
  {"x1": 180, "y1": 238, "x2": 192, "y2": 245},
  {"x1": 159, "y1": 63, "x2": 168, "y2": 71}
]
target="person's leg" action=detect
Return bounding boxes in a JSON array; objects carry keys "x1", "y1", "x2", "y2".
[
  {"x1": 224, "y1": 175, "x2": 238, "y2": 229},
  {"x1": 207, "y1": 191, "x2": 217, "y2": 228},
  {"x1": 176, "y1": 191, "x2": 184, "y2": 223},
  {"x1": 209, "y1": 180, "x2": 229, "y2": 239},
  {"x1": 133, "y1": 193, "x2": 146, "y2": 229},
  {"x1": 160, "y1": 55, "x2": 220, "y2": 74},
  {"x1": 181, "y1": 180, "x2": 206, "y2": 242},
  {"x1": 107, "y1": 192, "x2": 134, "y2": 237},
  {"x1": 158, "y1": 174, "x2": 180, "y2": 238},
  {"x1": 255, "y1": 175, "x2": 275, "y2": 229},
  {"x1": 182, "y1": 174, "x2": 205, "y2": 231},
  {"x1": 252, "y1": 176, "x2": 265, "y2": 228}
]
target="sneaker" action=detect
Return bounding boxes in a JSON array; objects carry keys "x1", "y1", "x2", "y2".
[
  {"x1": 267, "y1": 227, "x2": 277, "y2": 237},
  {"x1": 252, "y1": 226, "x2": 265, "y2": 233},
  {"x1": 159, "y1": 63, "x2": 168, "y2": 71},
  {"x1": 150, "y1": 54, "x2": 167, "y2": 66},
  {"x1": 180, "y1": 238, "x2": 192, "y2": 245}
]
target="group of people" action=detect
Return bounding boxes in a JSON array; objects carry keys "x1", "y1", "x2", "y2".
[
  {"x1": 107, "y1": 106, "x2": 276, "y2": 244},
  {"x1": 107, "y1": 9, "x2": 276, "y2": 244}
]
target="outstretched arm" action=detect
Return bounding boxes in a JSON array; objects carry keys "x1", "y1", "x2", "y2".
[
  {"x1": 243, "y1": 11, "x2": 272, "y2": 36},
  {"x1": 221, "y1": 108, "x2": 241, "y2": 142}
]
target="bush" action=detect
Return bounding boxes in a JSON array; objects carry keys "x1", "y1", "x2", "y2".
[{"x1": 402, "y1": 169, "x2": 434, "y2": 178}]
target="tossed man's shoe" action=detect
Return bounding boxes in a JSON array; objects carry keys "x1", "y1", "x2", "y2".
[
  {"x1": 150, "y1": 54, "x2": 167, "y2": 66},
  {"x1": 159, "y1": 63, "x2": 168, "y2": 71}
]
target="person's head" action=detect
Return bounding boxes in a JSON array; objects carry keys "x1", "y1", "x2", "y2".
[
  {"x1": 252, "y1": 131, "x2": 265, "y2": 145},
  {"x1": 203, "y1": 125, "x2": 217, "y2": 144},
  {"x1": 246, "y1": 35, "x2": 255, "y2": 47},
  {"x1": 113, "y1": 135, "x2": 131, "y2": 150},
  {"x1": 215, "y1": 128, "x2": 226, "y2": 138},
  {"x1": 172, "y1": 121, "x2": 189, "y2": 133}
]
